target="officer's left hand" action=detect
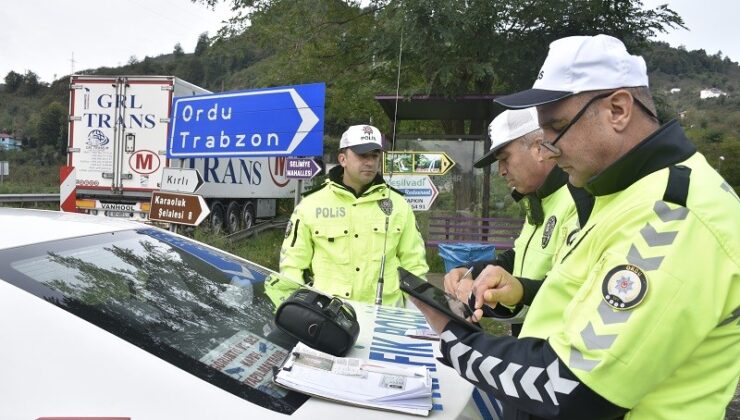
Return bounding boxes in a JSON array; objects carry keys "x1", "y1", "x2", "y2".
[
  {"x1": 407, "y1": 296, "x2": 452, "y2": 335},
  {"x1": 471, "y1": 265, "x2": 523, "y2": 309}
]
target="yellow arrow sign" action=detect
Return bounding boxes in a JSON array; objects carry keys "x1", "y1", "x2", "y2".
[{"x1": 383, "y1": 151, "x2": 455, "y2": 176}]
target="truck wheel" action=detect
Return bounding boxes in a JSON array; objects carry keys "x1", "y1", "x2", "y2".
[
  {"x1": 208, "y1": 201, "x2": 225, "y2": 234},
  {"x1": 225, "y1": 201, "x2": 242, "y2": 234},
  {"x1": 242, "y1": 202, "x2": 256, "y2": 230}
]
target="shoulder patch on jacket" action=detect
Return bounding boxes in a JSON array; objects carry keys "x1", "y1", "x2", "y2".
[
  {"x1": 542, "y1": 215, "x2": 557, "y2": 248},
  {"x1": 602, "y1": 264, "x2": 648, "y2": 310}
]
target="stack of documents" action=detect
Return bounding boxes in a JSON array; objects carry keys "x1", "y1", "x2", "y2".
[{"x1": 274, "y1": 342, "x2": 433, "y2": 416}]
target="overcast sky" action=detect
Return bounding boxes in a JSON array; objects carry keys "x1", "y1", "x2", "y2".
[
  {"x1": 1, "y1": 0, "x2": 738, "y2": 85},
  {"x1": 0, "y1": 0, "x2": 232, "y2": 83},
  {"x1": 642, "y1": 0, "x2": 740, "y2": 61}
]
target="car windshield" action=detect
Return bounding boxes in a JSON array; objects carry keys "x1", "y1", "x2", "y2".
[{"x1": 0, "y1": 227, "x2": 308, "y2": 414}]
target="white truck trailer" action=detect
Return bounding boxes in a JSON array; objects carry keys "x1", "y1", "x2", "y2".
[{"x1": 66, "y1": 75, "x2": 307, "y2": 233}]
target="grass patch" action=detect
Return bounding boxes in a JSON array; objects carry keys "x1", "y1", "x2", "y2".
[
  {"x1": 195, "y1": 228, "x2": 285, "y2": 271},
  {"x1": 425, "y1": 246, "x2": 445, "y2": 272}
]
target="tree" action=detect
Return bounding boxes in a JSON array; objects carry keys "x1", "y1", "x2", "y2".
[
  {"x1": 209, "y1": 0, "x2": 386, "y2": 134},
  {"x1": 3, "y1": 71, "x2": 23, "y2": 93},
  {"x1": 32, "y1": 102, "x2": 68, "y2": 156},
  {"x1": 21, "y1": 71, "x2": 41, "y2": 96},
  {"x1": 704, "y1": 129, "x2": 723, "y2": 143},
  {"x1": 176, "y1": 57, "x2": 206, "y2": 85},
  {"x1": 369, "y1": 0, "x2": 686, "y2": 98},
  {"x1": 195, "y1": 32, "x2": 210, "y2": 56},
  {"x1": 197, "y1": 0, "x2": 685, "y2": 135},
  {"x1": 173, "y1": 42, "x2": 185, "y2": 58}
]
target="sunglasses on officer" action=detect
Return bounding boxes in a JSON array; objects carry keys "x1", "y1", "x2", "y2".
[{"x1": 539, "y1": 90, "x2": 658, "y2": 157}]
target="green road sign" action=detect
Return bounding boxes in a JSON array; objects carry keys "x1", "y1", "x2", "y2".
[{"x1": 383, "y1": 151, "x2": 455, "y2": 176}]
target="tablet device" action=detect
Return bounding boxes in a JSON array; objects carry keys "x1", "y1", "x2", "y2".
[{"x1": 398, "y1": 267, "x2": 482, "y2": 332}]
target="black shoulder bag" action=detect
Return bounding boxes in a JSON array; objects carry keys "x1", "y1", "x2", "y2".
[{"x1": 274, "y1": 288, "x2": 360, "y2": 356}]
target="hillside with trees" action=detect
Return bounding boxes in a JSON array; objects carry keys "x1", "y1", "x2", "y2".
[{"x1": 0, "y1": 0, "x2": 737, "y2": 191}]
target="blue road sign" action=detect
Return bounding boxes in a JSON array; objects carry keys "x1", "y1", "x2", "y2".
[{"x1": 168, "y1": 83, "x2": 324, "y2": 158}]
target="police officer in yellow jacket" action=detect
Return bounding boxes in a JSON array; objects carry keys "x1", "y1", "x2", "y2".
[
  {"x1": 411, "y1": 35, "x2": 739, "y2": 419},
  {"x1": 279, "y1": 124, "x2": 428, "y2": 307},
  {"x1": 443, "y1": 107, "x2": 591, "y2": 336}
]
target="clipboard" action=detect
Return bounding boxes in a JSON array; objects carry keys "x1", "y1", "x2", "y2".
[{"x1": 272, "y1": 342, "x2": 432, "y2": 416}]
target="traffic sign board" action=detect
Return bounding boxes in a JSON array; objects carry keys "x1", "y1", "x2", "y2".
[
  {"x1": 383, "y1": 151, "x2": 455, "y2": 176},
  {"x1": 160, "y1": 168, "x2": 204, "y2": 194},
  {"x1": 384, "y1": 175, "x2": 439, "y2": 211},
  {"x1": 149, "y1": 191, "x2": 210, "y2": 226},
  {"x1": 168, "y1": 83, "x2": 325, "y2": 158},
  {"x1": 285, "y1": 158, "x2": 321, "y2": 180}
]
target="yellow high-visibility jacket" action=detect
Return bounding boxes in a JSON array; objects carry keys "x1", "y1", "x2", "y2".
[{"x1": 278, "y1": 167, "x2": 428, "y2": 306}]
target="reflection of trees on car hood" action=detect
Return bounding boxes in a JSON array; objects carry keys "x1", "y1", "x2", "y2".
[{"x1": 45, "y1": 238, "x2": 276, "y2": 358}]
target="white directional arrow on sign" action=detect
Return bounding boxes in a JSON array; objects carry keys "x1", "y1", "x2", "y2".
[
  {"x1": 285, "y1": 88, "x2": 320, "y2": 154},
  {"x1": 160, "y1": 168, "x2": 204, "y2": 194}
]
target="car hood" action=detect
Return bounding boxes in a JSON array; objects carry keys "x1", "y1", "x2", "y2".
[{"x1": 0, "y1": 208, "x2": 142, "y2": 250}]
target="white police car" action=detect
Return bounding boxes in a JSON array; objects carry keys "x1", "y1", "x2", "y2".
[{"x1": 0, "y1": 208, "x2": 477, "y2": 419}]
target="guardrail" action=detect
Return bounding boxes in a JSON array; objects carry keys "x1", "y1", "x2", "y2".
[
  {"x1": 225, "y1": 218, "x2": 289, "y2": 244},
  {"x1": 0, "y1": 194, "x2": 60, "y2": 203}
]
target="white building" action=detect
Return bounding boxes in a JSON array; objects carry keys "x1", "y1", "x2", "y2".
[
  {"x1": 0, "y1": 133, "x2": 22, "y2": 151},
  {"x1": 700, "y1": 88, "x2": 727, "y2": 99},
  {"x1": 670, "y1": 88, "x2": 681, "y2": 94}
]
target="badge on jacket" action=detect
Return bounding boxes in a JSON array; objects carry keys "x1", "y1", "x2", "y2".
[
  {"x1": 541, "y1": 215, "x2": 557, "y2": 248},
  {"x1": 378, "y1": 198, "x2": 393, "y2": 216},
  {"x1": 602, "y1": 264, "x2": 648, "y2": 310},
  {"x1": 285, "y1": 220, "x2": 293, "y2": 238}
]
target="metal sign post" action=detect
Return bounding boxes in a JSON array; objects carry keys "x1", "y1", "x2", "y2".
[
  {"x1": 294, "y1": 179, "x2": 303, "y2": 206},
  {"x1": 0, "y1": 161, "x2": 8, "y2": 183}
]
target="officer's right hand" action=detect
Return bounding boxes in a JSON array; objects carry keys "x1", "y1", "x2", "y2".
[
  {"x1": 470, "y1": 265, "x2": 523, "y2": 321},
  {"x1": 443, "y1": 267, "x2": 473, "y2": 300}
]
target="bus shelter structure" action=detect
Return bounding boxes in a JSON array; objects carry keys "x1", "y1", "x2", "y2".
[{"x1": 374, "y1": 94, "x2": 505, "y2": 218}]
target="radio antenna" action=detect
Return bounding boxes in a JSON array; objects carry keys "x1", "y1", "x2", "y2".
[
  {"x1": 376, "y1": 15, "x2": 404, "y2": 307},
  {"x1": 390, "y1": 24, "x2": 403, "y2": 152}
]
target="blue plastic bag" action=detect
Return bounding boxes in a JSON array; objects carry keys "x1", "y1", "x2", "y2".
[{"x1": 437, "y1": 243, "x2": 495, "y2": 273}]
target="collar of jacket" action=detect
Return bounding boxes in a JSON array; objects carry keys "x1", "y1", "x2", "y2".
[
  {"x1": 568, "y1": 183, "x2": 595, "y2": 227},
  {"x1": 536, "y1": 165, "x2": 569, "y2": 199},
  {"x1": 511, "y1": 168, "x2": 566, "y2": 226},
  {"x1": 510, "y1": 165, "x2": 568, "y2": 203},
  {"x1": 585, "y1": 120, "x2": 696, "y2": 196},
  {"x1": 327, "y1": 165, "x2": 387, "y2": 198}
]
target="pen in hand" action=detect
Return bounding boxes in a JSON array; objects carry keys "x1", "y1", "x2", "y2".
[{"x1": 455, "y1": 266, "x2": 475, "y2": 298}]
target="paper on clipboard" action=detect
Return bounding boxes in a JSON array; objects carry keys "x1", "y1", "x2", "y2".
[{"x1": 273, "y1": 342, "x2": 433, "y2": 416}]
